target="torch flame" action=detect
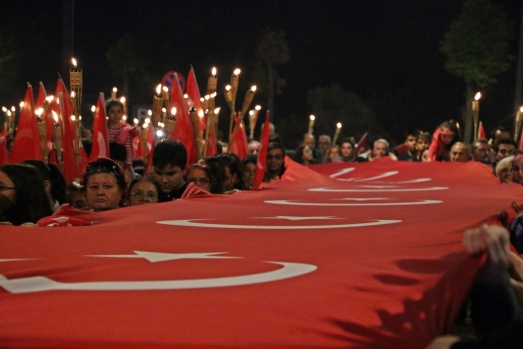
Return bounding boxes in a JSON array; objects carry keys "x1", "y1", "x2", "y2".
[
  {"x1": 171, "y1": 107, "x2": 177, "y2": 115},
  {"x1": 35, "y1": 108, "x2": 43, "y2": 116},
  {"x1": 337, "y1": 122, "x2": 342, "y2": 129},
  {"x1": 112, "y1": 87, "x2": 117, "y2": 93},
  {"x1": 156, "y1": 84, "x2": 162, "y2": 95},
  {"x1": 52, "y1": 111, "x2": 59, "y2": 123},
  {"x1": 310, "y1": 114, "x2": 316, "y2": 121},
  {"x1": 474, "y1": 92, "x2": 481, "y2": 101},
  {"x1": 1, "y1": 106, "x2": 6, "y2": 112},
  {"x1": 20, "y1": 101, "x2": 24, "y2": 108},
  {"x1": 214, "y1": 107, "x2": 221, "y2": 114},
  {"x1": 120, "y1": 97, "x2": 126, "y2": 103},
  {"x1": 255, "y1": 105, "x2": 262, "y2": 111},
  {"x1": 147, "y1": 110, "x2": 152, "y2": 116},
  {"x1": 225, "y1": 85, "x2": 231, "y2": 91},
  {"x1": 71, "y1": 58, "x2": 77, "y2": 67},
  {"x1": 46, "y1": 96, "x2": 54, "y2": 103},
  {"x1": 211, "y1": 67, "x2": 217, "y2": 76},
  {"x1": 198, "y1": 110, "x2": 204, "y2": 118},
  {"x1": 250, "y1": 85, "x2": 257, "y2": 93},
  {"x1": 233, "y1": 68, "x2": 241, "y2": 75}
]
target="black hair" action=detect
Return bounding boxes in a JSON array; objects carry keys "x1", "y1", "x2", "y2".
[
  {"x1": 215, "y1": 153, "x2": 246, "y2": 190},
  {"x1": 109, "y1": 142, "x2": 127, "y2": 162},
  {"x1": 200, "y1": 156, "x2": 225, "y2": 194},
  {"x1": 23, "y1": 159, "x2": 67, "y2": 205},
  {"x1": 84, "y1": 157, "x2": 128, "y2": 192},
  {"x1": 0, "y1": 163, "x2": 53, "y2": 225},
  {"x1": 152, "y1": 140, "x2": 187, "y2": 170},
  {"x1": 105, "y1": 99, "x2": 124, "y2": 113}
]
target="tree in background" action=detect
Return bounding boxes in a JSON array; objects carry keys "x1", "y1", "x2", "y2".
[
  {"x1": 440, "y1": 0, "x2": 514, "y2": 143},
  {"x1": 277, "y1": 84, "x2": 390, "y2": 149},
  {"x1": 253, "y1": 29, "x2": 289, "y2": 118}
]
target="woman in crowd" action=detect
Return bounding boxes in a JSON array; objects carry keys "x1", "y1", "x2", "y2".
[
  {"x1": 426, "y1": 120, "x2": 461, "y2": 162},
  {"x1": 84, "y1": 157, "x2": 127, "y2": 211},
  {"x1": 106, "y1": 99, "x2": 137, "y2": 171},
  {"x1": 495, "y1": 155, "x2": 514, "y2": 184},
  {"x1": 294, "y1": 145, "x2": 313, "y2": 166},
  {"x1": 242, "y1": 155, "x2": 257, "y2": 190},
  {"x1": 126, "y1": 177, "x2": 160, "y2": 206},
  {"x1": 0, "y1": 163, "x2": 53, "y2": 225},
  {"x1": 24, "y1": 159, "x2": 67, "y2": 212},
  {"x1": 326, "y1": 145, "x2": 340, "y2": 163},
  {"x1": 187, "y1": 164, "x2": 213, "y2": 193},
  {"x1": 199, "y1": 156, "x2": 226, "y2": 194}
]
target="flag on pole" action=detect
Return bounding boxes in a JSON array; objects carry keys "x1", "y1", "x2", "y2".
[
  {"x1": 186, "y1": 66, "x2": 206, "y2": 132},
  {"x1": 229, "y1": 112, "x2": 248, "y2": 158},
  {"x1": 35, "y1": 82, "x2": 47, "y2": 110},
  {"x1": 171, "y1": 73, "x2": 198, "y2": 165},
  {"x1": 0, "y1": 125, "x2": 10, "y2": 165},
  {"x1": 477, "y1": 121, "x2": 487, "y2": 140},
  {"x1": 355, "y1": 132, "x2": 368, "y2": 155},
  {"x1": 10, "y1": 84, "x2": 42, "y2": 162},
  {"x1": 252, "y1": 110, "x2": 270, "y2": 190},
  {"x1": 89, "y1": 93, "x2": 109, "y2": 162}
]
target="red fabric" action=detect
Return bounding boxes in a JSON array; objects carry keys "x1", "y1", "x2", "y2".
[
  {"x1": 205, "y1": 126, "x2": 217, "y2": 157},
  {"x1": 0, "y1": 160, "x2": 517, "y2": 348},
  {"x1": 478, "y1": 121, "x2": 486, "y2": 140},
  {"x1": 518, "y1": 127, "x2": 523, "y2": 151},
  {"x1": 0, "y1": 126, "x2": 10, "y2": 165},
  {"x1": 89, "y1": 93, "x2": 110, "y2": 162},
  {"x1": 10, "y1": 85, "x2": 42, "y2": 162},
  {"x1": 56, "y1": 79, "x2": 88, "y2": 181},
  {"x1": 253, "y1": 110, "x2": 270, "y2": 190},
  {"x1": 171, "y1": 73, "x2": 198, "y2": 165},
  {"x1": 426, "y1": 128, "x2": 445, "y2": 161},
  {"x1": 35, "y1": 82, "x2": 47, "y2": 109},
  {"x1": 36, "y1": 205, "x2": 99, "y2": 227},
  {"x1": 229, "y1": 112, "x2": 248, "y2": 158},
  {"x1": 355, "y1": 131, "x2": 368, "y2": 154},
  {"x1": 186, "y1": 66, "x2": 206, "y2": 132}
]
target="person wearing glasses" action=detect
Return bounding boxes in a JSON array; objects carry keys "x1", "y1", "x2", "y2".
[
  {"x1": 126, "y1": 178, "x2": 159, "y2": 206},
  {"x1": 264, "y1": 142, "x2": 286, "y2": 182},
  {"x1": 0, "y1": 163, "x2": 52, "y2": 226},
  {"x1": 83, "y1": 158, "x2": 127, "y2": 211}
]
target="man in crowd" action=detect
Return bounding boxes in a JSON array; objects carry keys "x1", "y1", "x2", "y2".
[
  {"x1": 396, "y1": 130, "x2": 420, "y2": 161},
  {"x1": 492, "y1": 138, "x2": 517, "y2": 170},
  {"x1": 335, "y1": 138, "x2": 358, "y2": 162},
  {"x1": 149, "y1": 140, "x2": 188, "y2": 202},
  {"x1": 472, "y1": 139, "x2": 491, "y2": 165},
  {"x1": 265, "y1": 142, "x2": 286, "y2": 182},
  {"x1": 449, "y1": 142, "x2": 470, "y2": 163}
]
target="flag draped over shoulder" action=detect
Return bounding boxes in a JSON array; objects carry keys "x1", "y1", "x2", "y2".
[
  {"x1": 252, "y1": 110, "x2": 270, "y2": 190},
  {"x1": 171, "y1": 73, "x2": 198, "y2": 165},
  {"x1": 229, "y1": 112, "x2": 248, "y2": 158},
  {"x1": 89, "y1": 93, "x2": 109, "y2": 162},
  {"x1": 0, "y1": 160, "x2": 518, "y2": 349},
  {"x1": 10, "y1": 85, "x2": 42, "y2": 162}
]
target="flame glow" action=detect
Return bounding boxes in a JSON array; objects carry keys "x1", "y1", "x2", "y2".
[{"x1": 474, "y1": 92, "x2": 481, "y2": 101}]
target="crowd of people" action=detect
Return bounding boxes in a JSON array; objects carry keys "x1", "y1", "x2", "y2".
[{"x1": 1, "y1": 99, "x2": 523, "y2": 347}]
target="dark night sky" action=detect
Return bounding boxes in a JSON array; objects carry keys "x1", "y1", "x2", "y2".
[{"x1": 1, "y1": 0, "x2": 521, "y2": 146}]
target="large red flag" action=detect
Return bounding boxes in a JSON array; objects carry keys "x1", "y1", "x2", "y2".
[
  {"x1": 252, "y1": 110, "x2": 270, "y2": 190},
  {"x1": 229, "y1": 112, "x2": 248, "y2": 158},
  {"x1": 171, "y1": 73, "x2": 198, "y2": 165},
  {"x1": 0, "y1": 160, "x2": 519, "y2": 349},
  {"x1": 0, "y1": 125, "x2": 10, "y2": 165},
  {"x1": 89, "y1": 93, "x2": 110, "y2": 162},
  {"x1": 10, "y1": 84, "x2": 42, "y2": 162},
  {"x1": 186, "y1": 66, "x2": 206, "y2": 132}
]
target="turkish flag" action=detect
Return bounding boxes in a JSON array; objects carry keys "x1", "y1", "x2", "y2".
[
  {"x1": 89, "y1": 93, "x2": 110, "y2": 162},
  {"x1": 0, "y1": 125, "x2": 9, "y2": 165},
  {"x1": 171, "y1": 73, "x2": 198, "y2": 165},
  {"x1": 186, "y1": 66, "x2": 206, "y2": 132},
  {"x1": 229, "y1": 112, "x2": 248, "y2": 158},
  {"x1": 0, "y1": 159, "x2": 520, "y2": 349},
  {"x1": 253, "y1": 110, "x2": 270, "y2": 190},
  {"x1": 10, "y1": 84, "x2": 42, "y2": 162},
  {"x1": 478, "y1": 121, "x2": 487, "y2": 140},
  {"x1": 55, "y1": 79, "x2": 88, "y2": 181}
]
